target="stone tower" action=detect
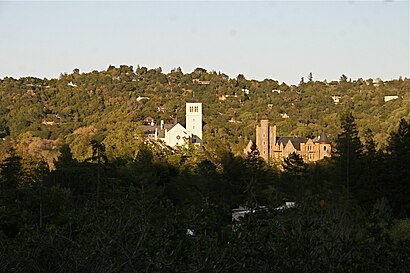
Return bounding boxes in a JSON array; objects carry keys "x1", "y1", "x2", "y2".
[
  {"x1": 256, "y1": 119, "x2": 276, "y2": 161},
  {"x1": 317, "y1": 131, "x2": 331, "y2": 159},
  {"x1": 186, "y1": 102, "x2": 202, "y2": 144}
]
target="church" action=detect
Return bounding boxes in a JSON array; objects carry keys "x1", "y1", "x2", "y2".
[
  {"x1": 143, "y1": 102, "x2": 203, "y2": 147},
  {"x1": 245, "y1": 120, "x2": 331, "y2": 162}
]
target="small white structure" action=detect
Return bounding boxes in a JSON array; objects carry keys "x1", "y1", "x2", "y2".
[
  {"x1": 272, "y1": 89, "x2": 281, "y2": 94},
  {"x1": 137, "y1": 96, "x2": 150, "y2": 102},
  {"x1": 218, "y1": 95, "x2": 227, "y2": 101},
  {"x1": 242, "y1": 88, "x2": 250, "y2": 95},
  {"x1": 42, "y1": 121, "x2": 55, "y2": 126},
  {"x1": 280, "y1": 113, "x2": 290, "y2": 119},
  {"x1": 331, "y1": 96, "x2": 341, "y2": 104},
  {"x1": 68, "y1": 81, "x2": 77, "y2": 87},
  {"x1": 232, "y1": 202, "x2": 296, "y2": 222},
  {"x1": 384, "y1": 95, "x2": 399, "y2": 102},
  {"x1": 228, "y1": 118, "x2": 241, "y2": 123},
  {"x1": 276, "y1": 202, "x2": 296, "y2": 210}
]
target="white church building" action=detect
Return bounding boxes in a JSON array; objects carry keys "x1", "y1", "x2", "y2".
[{"x1": 147, "y1": 102, "x2": 203, "y2": 147}]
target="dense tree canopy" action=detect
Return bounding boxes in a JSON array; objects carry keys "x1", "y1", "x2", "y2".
[{"x1": 1, "y1": 67, "x2": 410, "y2": 271}]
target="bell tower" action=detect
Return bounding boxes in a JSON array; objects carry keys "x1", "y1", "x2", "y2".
[{"x1": 186, "y1": 102, "x2": 202, "y2": 144}]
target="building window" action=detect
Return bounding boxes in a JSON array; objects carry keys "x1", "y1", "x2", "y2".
[
  {"x1": 193, "y1": 126, "x2": 195, "y2": 129},
  {"x1": 324, "y1": 146, "x2": 327, "y2": 151},
  {"x1": 194, "y1": 106, "x2": 199, "y2": 112},
  {"x1": 189, "y1": 106, "x2": 194, "y2": 112}
]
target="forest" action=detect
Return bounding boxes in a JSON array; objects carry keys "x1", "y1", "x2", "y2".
[{"x1": 0, "y1": 66, "x2": 409, "y2": 272}]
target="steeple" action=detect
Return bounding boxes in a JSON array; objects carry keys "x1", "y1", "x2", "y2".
[{"x1": 318, "y1": 131, "x2": 331, "y2": 144}]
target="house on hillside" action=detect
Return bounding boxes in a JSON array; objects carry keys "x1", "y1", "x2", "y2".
[
  {"x1": 143, "y1": 116, "x2": 155, "y2": 126},
  {"x1": 157, "y1": 105, "x2": 167, "y2": 112},
  {"x1": 331, "y1": 96, "x2": 341, "y2": 104},
  {"x1": 384, "y1": 95, "x2": 399, "y2": 103},
  {"x1": 192, "y1": 79, "x2": 211, "y2": 85}
]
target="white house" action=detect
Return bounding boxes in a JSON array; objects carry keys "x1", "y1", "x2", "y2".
[
  {"x1": 384, "y1": 95, "x2": 399, "y2": 103},
  {"x1": 331, "y1": 96, "x2": 341, "y2": 104},
  {"x1": 67, "y1": 81, "x2": 77, "y2": 87}
]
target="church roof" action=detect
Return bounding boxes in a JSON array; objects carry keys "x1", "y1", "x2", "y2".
[
  {"x1": 317, "y1": 131, "x2": 331, "y2": 143},
  {"x1": 277, "y1": 137, "x2": 307, "y2": 150},
  {"x1": 142, "y1": 124, "x2": 173, "y2": 138}
]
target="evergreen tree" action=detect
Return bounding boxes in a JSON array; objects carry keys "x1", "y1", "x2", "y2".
[
  {"x1": 334, "y1": 112, "x2": 363, "y2": 197},
  {"x1": 308, "y1": 72, "x2": 313, "y2": 82},
  {"x1": 385, "y1": 119, "x2": 410, "y2": 217},
  {"x1": 280, "y1": 152, "x2": 308, "y2": 200},
  {"x1": 86, "y1": 140, "x2": 108, "y2": 207},
  {"x1": 361, "y1": 129, "x2": 382, "y2": 210},
  {"x1": 0, "y1": 153, "x2": 22, "y2": 193},
  {"x1": 0, "y1": 153, "x2": 23, "y2": 238},
  {"x1": 242, "y1": 142, "x2": 271, "y2": 207}
]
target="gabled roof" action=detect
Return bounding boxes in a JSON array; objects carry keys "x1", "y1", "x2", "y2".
[
  {"x1": 142, "y1": 124, "x2": 173, "y2": 138},
  {"x1": 277, "y1": 137, "x2": 307, "y2": 150},
  {"x1": 167, "y1": 123, "x2": 186, "y2": 134},
  {"x1": 144, "y1": 116, "x2": 154, "y2": 122}
]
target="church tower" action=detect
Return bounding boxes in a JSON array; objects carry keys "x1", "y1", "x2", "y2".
[
  {"x1": 256, "y1": 119, "x2": 276, "y2": 161},
  {"x1": 186, "y1": 102, "x2": 202, "y2": 144}
]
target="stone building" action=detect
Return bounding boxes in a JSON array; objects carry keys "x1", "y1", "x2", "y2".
[{"x1": 245, "y1": 119, "x2": 331, "y2": 162}]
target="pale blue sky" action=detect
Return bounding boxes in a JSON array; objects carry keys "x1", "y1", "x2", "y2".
[{"x1": 0, "y1": 1, "x2": 408, "y2": 84}]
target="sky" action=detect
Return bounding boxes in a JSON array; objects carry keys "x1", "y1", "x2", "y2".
[{"x1": 0, "y1": 0, "x2": 408, "y2": 84}]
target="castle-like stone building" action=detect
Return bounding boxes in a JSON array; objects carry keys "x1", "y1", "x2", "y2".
[{"x1": 245, "y1": 120, "x2": 331, "y2": 162}]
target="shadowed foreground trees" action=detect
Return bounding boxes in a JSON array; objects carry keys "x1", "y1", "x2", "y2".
[
  {"x1": 1, "y1": 116, "x2": 410, "y2": 272},
  {"x1": 384, "y1": 118, "x2": 410, "y2": 218}
]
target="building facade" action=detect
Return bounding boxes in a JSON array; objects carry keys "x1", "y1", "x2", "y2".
[
  {"x1": 143, "y1": 102, "x2": 203, "y2": 148},
  {"x1": 246, "y1": 119, "x2": 331, "y2": 162}
]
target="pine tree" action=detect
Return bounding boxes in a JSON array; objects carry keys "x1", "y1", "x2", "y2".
[
  {"x1": 385, "y1": 119, "x2": 410, "y2": 217},
  {"x1": 361, "y1": 129, "x2": 382, "y2": 210},
  {"x1": 0, "y1": 153, "x2": 23, "y2": 238},
  {"x1": 0, "y1": 154, "x2": 22, "y2": 193},
  {"x1": 280, "y1": 152, "x2": 308, "y2": 200},
  {"x1": 334, "y1": 112, "x2": 363, "y2": 197},
  {"x1": 308, "y1": 72, "x2": 313, "y2": 82}
]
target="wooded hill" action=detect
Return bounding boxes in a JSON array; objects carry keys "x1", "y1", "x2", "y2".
[
  {"x1": 0, "y1": 65, "x2": 409, "y2": 161},
  {"x1": 1, "y1": 66, "x2": 410, "y2": 271}
]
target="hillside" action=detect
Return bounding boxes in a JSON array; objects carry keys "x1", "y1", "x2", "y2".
[
  {"x1": 1, "y1": 66, "x2": 410, "y2": 271},
  {"x1": 0, "y1": 65, "x2": 409, "y2": 160}
]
